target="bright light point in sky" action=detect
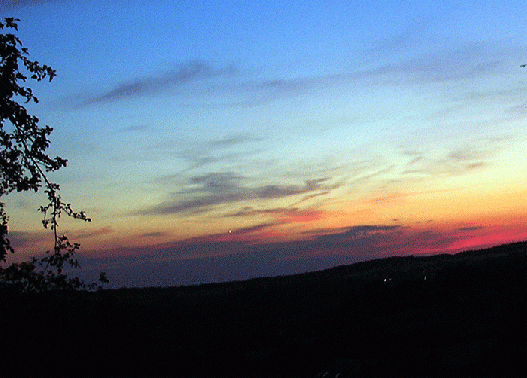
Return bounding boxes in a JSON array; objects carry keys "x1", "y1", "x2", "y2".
[{"x1": 1, "y1": 0, "x2": 526, "y2": 287}]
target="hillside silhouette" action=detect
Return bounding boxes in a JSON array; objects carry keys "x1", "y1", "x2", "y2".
[{"x1": 2, "y1": 241, "x2": 526, "y2": 377}]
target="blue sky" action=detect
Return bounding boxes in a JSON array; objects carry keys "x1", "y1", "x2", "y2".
[{"x1": 2, "y1": 0, "x2": 526, "y2": 287}]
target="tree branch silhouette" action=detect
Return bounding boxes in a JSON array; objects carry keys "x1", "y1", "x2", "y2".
[{"x1": 0, "y1": 17, "x2": 106, "y2": 292}]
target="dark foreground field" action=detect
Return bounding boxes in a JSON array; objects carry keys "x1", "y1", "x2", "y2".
[{"x1": 2, "y1": 241, "x2": 526, "y2": 377}]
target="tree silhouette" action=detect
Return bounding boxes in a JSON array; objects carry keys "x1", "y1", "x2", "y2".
[{"x1": 0, "y1": 18, "x2": 103, "y2": 291}]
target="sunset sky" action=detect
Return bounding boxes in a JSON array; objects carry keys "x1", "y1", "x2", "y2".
[{"x1": 2, "y1": 0, "x2": 526, "y2": 287}]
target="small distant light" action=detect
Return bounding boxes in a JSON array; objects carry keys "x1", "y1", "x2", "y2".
[{"x1": 228, "y1": 230, "x2": 232, "y2": 234}]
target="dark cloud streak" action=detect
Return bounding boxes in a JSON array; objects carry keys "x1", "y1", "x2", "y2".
[
  {"x1": 137, "y1": 175, "x2": 339, "y2": 216},
  {"x1": 81, "y1": 60, "x2": 236, "y2": 106}
]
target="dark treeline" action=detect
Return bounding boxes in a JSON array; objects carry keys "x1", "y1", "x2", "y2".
[{"x1": 2, "y1": 241, "x2": 526, "y2": 377}]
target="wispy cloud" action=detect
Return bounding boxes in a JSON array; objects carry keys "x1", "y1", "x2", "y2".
[
  {"x1": 137, "y1": 174, "x2": 339, "y2": 215},
  {"x1": 70, "y1": 226, "x2": 114, "y2": 239},
  {"x1": 6, "y1": 230, "x2": 51, "y2": 252},
  {"x1": 253, "y1": 42, "x2": 511, "y2": 106},
  {"x1": 207, "y1": 134, "x2": 262, "y2": 148},
  {"x1": 65, "y1": 39, "x2": 517, "y2": 111},
  {"x1": 188, "y1": 172, "x2": 245, "y2": 195},
  {"x1": 364, "y1": 13, "x2": 434, "y2": 62},
  {"x1": 81, "y1": 60, "x2": 236, "y2": 106},
  {"x1": 505, "y1": 100, "x2": 527, "y2": 115},
  {"x1": 401, "y1": 143, "x2": 496, "y2": 178},
  {"x1": 397, "y1": 43, "x2": 500, "y2": 82},
  {"x1": 141, "y1": 232, "x2": 168, "y2": 238},
  {"x1": 117, "y1": 124, "x2": 150, "y2": 133},
  {"x1": 228, "y1": 222, "x2": 277, "y2": 235},
  {"x1": 0, "y1": 0, "x2": 54, "y2": 10},
  {"x1": 457, "y1": 226, "x2": 484, "y2": 232},
  {"x1": 145, "y1": 133, "x2": 506, "y2": 220},
  {"x1": 230, "y1": 206, "x2": 323, "y2": 219},
  {"x1": 150, "y1": 134, "x2": 262, "y2": 171},
  {"x1": 303, "y1": 224, "x2": 402, "y2": 238}
]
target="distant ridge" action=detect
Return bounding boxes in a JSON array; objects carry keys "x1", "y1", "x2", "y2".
[
  {"x1": 116, "y1": 239, "x2": 527, "y2": 294},
  {"x1": 317, "y1": 239, "x2": 527, "y2": 280}
]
